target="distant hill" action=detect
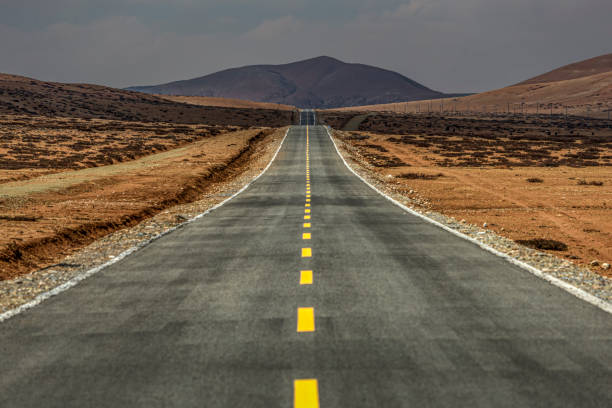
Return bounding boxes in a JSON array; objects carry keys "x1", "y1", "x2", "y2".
[
  {"x1": 126, "y1": 56, "x2": 445, "y2": 109},
  {"x1": 0, "y1": 73, "x2": 294, "y2": 127},
  {"x1": 519, "y1": 53, "x2": 612, "y2": 85},
  {"x1": 331, "y1": 53, "x2": 612, "y2": 118}
]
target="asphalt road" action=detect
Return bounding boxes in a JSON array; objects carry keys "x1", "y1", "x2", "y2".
[{"x1": 1, "y1": 112, "x2": 612, "y2": 407}]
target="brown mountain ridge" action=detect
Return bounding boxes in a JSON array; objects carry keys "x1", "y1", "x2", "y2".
[
  {"x1": 0, "y1": 73, "x2": 294, "y2": 127},
  {"x1": 127, "y1": 56, "x2": 450, "y2": 109}
]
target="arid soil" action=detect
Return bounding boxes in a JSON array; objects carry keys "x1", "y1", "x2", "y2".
[
  {"x1": 159, "y1": 95, "x2": 295, "y2": 111},
  {"x1": 0, "y1": 125, "x2": 286, "y2": 280},
  {"x1": 324, "y1": 112, "x2": 612, "y2": 277},
  {"x1": 0, "y1": 73, "x2": 296, "y2": 126}
]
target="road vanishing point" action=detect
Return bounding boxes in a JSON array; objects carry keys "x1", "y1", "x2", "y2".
[{"x1": 1, "y1": 110, "x2": 611, "y2": 407}]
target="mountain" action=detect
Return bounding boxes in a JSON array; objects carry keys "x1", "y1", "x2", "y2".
[
  {"x1": 126, "y1": 56, "x2": 445, "y2": 109},
  {"x1": 0, "y1": 73, "x2": 294, "y2": 127}
]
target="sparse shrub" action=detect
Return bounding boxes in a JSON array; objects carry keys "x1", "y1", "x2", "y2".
[
  {"x1": 398, "y1": 172, "x2": 444, "y2": 180},
  {"x1": 516, "y1": 238, "x2": 568, "y2": 251},
  {"x1": 0, "y1": 215, "x2": 39, "y2": 222},
  {"x1": 526, "y1": 178, "x2": 543, "y2": 183},
  {"x1": 346, "y1": 133, "x2": 369, "y2": 141},
  {"x1": 362, "y1": 143, "x2": 388, "y2": 152},
  {"x1": 577, "y1": 180, "x2": 604, "y2": 186}
]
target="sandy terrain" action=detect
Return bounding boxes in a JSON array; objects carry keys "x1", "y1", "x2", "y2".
[
  {"x1": 324, "y1": 112, "x2": 612, "y2": 277},
  {"x1": 0, "y1": 125, "x2": 286, "y2": 280},
  {"x1": 159, "y1": 95, "x2": 295, "y2": 111}
]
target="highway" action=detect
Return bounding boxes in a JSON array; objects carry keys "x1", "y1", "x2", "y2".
[{"x1": 1, "y1": 110, "x2": 611, "y2": 407}]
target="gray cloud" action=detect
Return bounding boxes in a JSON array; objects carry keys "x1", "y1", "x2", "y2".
[{"x1": 0, "y1": 0, "x2": 610, "y2": 93}]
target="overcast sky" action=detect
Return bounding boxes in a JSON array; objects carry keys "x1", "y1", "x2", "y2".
[{"x1": 0, "y1": 0, "x2": 610, "y2": 93}]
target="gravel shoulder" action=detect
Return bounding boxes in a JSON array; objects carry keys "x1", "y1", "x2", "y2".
[{"x1": 330, "y1": 128, "x2": 612, "y2": 307}]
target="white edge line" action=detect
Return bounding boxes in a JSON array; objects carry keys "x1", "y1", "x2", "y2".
[
  {"x1": 325, "y1": 126, "x2": 612, "y2": 315},
  {"x1": 0, "y1": 128, "x2": 291, "y2": 323}
]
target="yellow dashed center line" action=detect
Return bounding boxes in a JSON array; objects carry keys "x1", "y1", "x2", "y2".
[
  {"x1": 292, "y1": 122, "x2": 319, "y2": 407},
  {"x1": 297, "y1": 307, "x2": 315, "y2": 332},
  {"x1": 294, "y1": 379, "x2": 319, "y2": 408},
  {"x1": 300, "y1": 270, "x2": 313, "y2": 285}
]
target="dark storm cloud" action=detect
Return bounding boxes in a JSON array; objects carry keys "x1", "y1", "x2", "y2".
[{"x1": 0, "y1": 0, "x2": 610, "y2": 92}]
